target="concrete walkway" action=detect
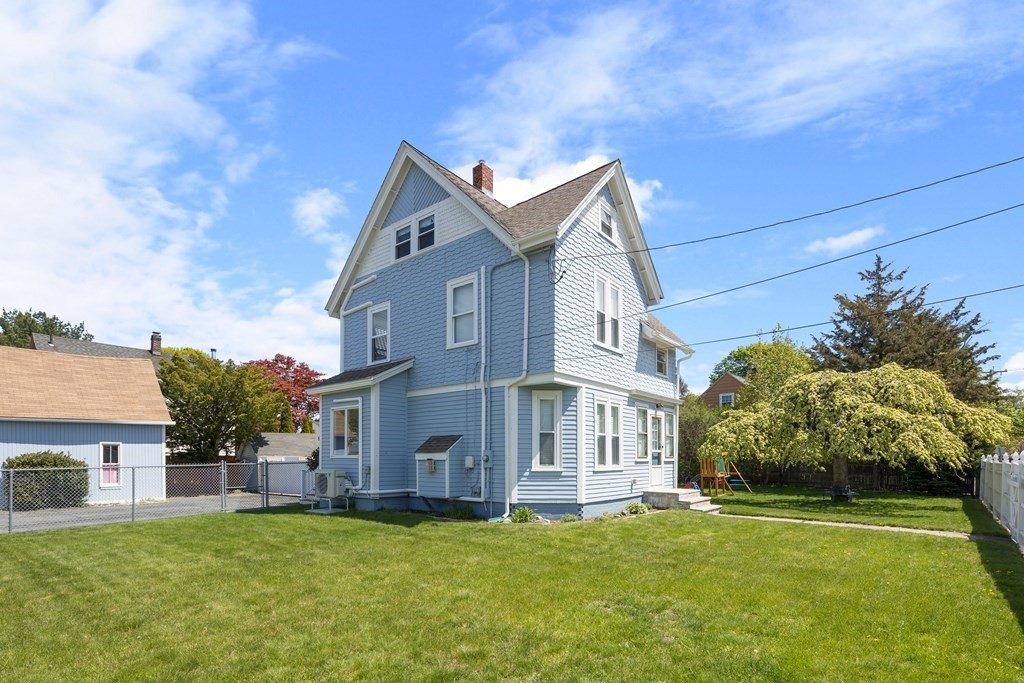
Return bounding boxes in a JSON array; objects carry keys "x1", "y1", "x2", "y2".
[{"x1": 717, "y1": 512, "x2": 1013, "y2": 543}]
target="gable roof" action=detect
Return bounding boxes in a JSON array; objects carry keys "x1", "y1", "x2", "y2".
[
  {"x1": 0, "y1": 346, "x2": 172, "y2": 423},
  {"x1": 31, "y1": 333, "x2": 161, "y2": 365},
  {"x1": 326, "y1": 141, "x2": 664, "y2": 315}
]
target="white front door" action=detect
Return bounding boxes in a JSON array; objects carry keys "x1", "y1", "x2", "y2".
[{"x1": 649, "y1": 412, "x2": 664, "y2": 487}]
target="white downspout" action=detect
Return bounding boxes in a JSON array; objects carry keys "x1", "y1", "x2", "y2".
[
  {"x1": 505, "y1": 247, "x2": 531, "y2": 516},
  {"x1": 479, "y1": 265, "x2": 487, "y2": 505}
]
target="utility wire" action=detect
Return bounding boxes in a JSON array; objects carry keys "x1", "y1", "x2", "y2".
[
  {"x1": 523, "y1": 201, "x2": 1024, "y2": 343},
  {"x1": 563, "y1": 152, "x2": 1024, "y2": 261},
  {"x1": 544, "y1": 282, "x2": 1024, "y2": 365}
]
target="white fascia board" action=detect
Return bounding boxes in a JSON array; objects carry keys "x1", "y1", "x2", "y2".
[
  {"x1": 640, "y1": 322, "x2": 693, "y2": 353},
  {"x1": 512, "y1": 226, "x2": 558, "y2": 251},
  {"x1": 555, "y1": 166, "x2": 618, "y2": 240},
  {"x1": 522, "y1": 370, "x2": 677, "y2": 404},
  {"x1": 630, "y1": 389, "x2": 682, "y2": 405},
  {"x1": 304, "y1": 359, "x2": 415, "y2": 396},
  {"x1": 0, "y1": 417, "x2": 175, "y2": 426}
]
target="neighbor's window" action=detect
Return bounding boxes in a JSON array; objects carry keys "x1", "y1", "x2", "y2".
[
  {"x1": 447, "y1": 273, "x2": 477, "y2": 348},
  {"x1": 418, "y1": 215, "x2": 435, "y2": 251},
  {"x1": 594, "y1": 273, "x2": 622, "y2": 351},
  {"x1": 656, "y1": 347, "x2": 668, "y2": 376},
  {"x1": 719, "y1": 393, "x2": 735, "y2": 408},
  {"x1": 600, "y1": 205, "x2": 614, "y2": 240},
  {"x1": 636, "y1": 408, "x2": 649, "y2": 460},
  {"x1": 533, "y1": 391, "x2": 561, "y2": 469},
  {"x1": 368, "y1": 303, "x2": 390, "y2": 363},
  {"x1": 331, "y1": 406, "x2": 360, "y2": 457},
  {"x1": 100, "y1": 443, "x2": 120, "y2": 487},
  {"x1": 395, "y1": 225, "x2": 412, "y2": 260}
]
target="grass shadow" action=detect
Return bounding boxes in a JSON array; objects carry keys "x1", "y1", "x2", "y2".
[{"x1": 966, "y1": 498, "x2": 1024, "y2": 638}]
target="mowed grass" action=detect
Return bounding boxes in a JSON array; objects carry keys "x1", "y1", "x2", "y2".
[
  {"x1": 712, "y1": 486, "x2": 1010, "y2": 536},
  {"x1": 0, "y1": 508, "x2": 1022, "y2": 682}
]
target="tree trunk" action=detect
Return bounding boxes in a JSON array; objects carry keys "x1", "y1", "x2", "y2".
[{"x1": 832, "y1": 454, "x2": 849, "y2": 489}]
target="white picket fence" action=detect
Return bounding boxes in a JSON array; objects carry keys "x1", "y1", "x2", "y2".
[{"x1": 979, "y1": 452, "x2": 1023, "y2": 548}]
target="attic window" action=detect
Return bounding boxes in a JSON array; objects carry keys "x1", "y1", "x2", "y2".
[
  {"x1": 418, "y1": 215, "x2": 435, "y2": 250},
  {"x1": 395, "y1": 225, "x2": 411, "y2": 260},
  {"x1": 600, "y1": 206, "x2": 614, "y2": 240}
]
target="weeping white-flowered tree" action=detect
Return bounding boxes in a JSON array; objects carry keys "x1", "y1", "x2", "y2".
[{"x1": 700, "y1": 364, "x2": 1010, "y2": 491}]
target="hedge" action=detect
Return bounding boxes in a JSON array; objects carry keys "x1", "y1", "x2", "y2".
[{"x1": 2, "y1": 451, "x2": 89, "y2": 510}]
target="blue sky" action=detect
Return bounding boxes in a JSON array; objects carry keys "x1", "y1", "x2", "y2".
[{"x1": 2, "y1": 0, "x2": 1024, "y2": 393}]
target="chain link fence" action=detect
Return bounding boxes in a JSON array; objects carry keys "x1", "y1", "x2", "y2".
[{"x1": 0, "y1": 461, "x2": 314, "y2": 534}]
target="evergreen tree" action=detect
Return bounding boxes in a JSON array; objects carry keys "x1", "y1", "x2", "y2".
[
  {"x1": 300, "y1": 415, "x2": 315, "y2": 434},
  {"x1": 812, "y1": 256, "x2": 999, "y2": 404}
]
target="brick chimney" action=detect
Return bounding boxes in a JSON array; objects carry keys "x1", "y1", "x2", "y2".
[
  {"x1": 150, "y1": 332, "x2": 162, "y2": 356},
  {"x1": 472, "y1": 160, "x2": 493, "y2": 197}
]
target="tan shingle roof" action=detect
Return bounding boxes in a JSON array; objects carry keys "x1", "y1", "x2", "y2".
[
  {"x1": 0, "y1": 346, "x2": 172, "y2": 423},
  {"x1": 411, "y1": 143, "x2": 615, "y2": 239},
  {"x1": 646, "y1": 312, "x2": 689, "y2": 349}
]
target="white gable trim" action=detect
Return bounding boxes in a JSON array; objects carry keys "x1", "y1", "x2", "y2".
[
  {"x1": 325, "y1": 142, "x2": 515, "y2": 318},
  {"x1": 552, "y1": 163, "x2": 663, "y2": 306}
]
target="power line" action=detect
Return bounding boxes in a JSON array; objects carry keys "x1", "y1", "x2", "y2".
[
  {"x1": 563, "y1": 152, "x2": 1024, "y2": 262},
  {"x1": 523, "y1": 201, "x2": 1024, "y2": 343},
  {"x1": 545, "y1": 282, "x2": 1024, "y2": 365}
]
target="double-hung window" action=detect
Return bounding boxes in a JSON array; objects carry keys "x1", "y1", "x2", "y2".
[
  {"x1": 533, "y1": 391, "x2": 561, "y2": 470},
  {"x1": 635, "y1": 408, "x2": 649, "y2": 461},
  {"x1": 594, "y1": 272, "x2": 622, "y2": 351},
  {"x1": 596, "y1": 400, "x2": 621, "y2": 469},
  {"x1": 331, "y1": 405, "x2": 360, "y2": 458},
  {"x1": 395, "y1": 225, "x2": 412, "y2": 260},
  {"x1": 418, "y1": 215, "x2": 435, "y2": 250},
  {"x1": 719, "y1": 393, "x2": 735, "y2": 408},
  {"x1": 368, "y1": 303, "x2": 390, "y2": 363},
  {"x1": 100, "y1": 443, "x2": 120, "y2": 487},
  {"x1": 665, "y1": 414, "x2": 676, "y2": 460},
  {"x1": 600, "y1": 205, "x2": 614, "y2": 240},
  {"x1": 447, "y1": 273, "x2": 477, "y2": 348},
  {"x1": 656, "y1": 347, "x2": 668, "y2": 376}
]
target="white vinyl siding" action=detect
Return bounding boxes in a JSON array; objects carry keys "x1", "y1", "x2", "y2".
[
  {"x1": 532, "y1": 391, "x2": 562, "y2": 470},
  {"x1": 447, "y1": 273, "x2": 478, "y2": 349},
  {"x1": 594, "y1": 272, "x2": 622, "y2": 351}
]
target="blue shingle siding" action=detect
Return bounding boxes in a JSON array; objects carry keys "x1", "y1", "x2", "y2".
[
  {"x1": 346, "y1": 229, "x2": 522, "y2": 389},
  {"x1": 515, "y1": 385, "x2": 578, "y2": 504},
  {"x1": 382, "y1": 163, "x2": 450, "y2": 228},
  {"x1": 553, "y1": 185, "x2": 677, "y2": 399},
  {"x1": 0, "y1": 421, "x2": 165, "y2": 503},
  {"x1": 319, "y1": 388, "x2": 371, "y2": 487},
  {"x1": 378, "y1": 373, "x2": 409, "y2": 491}
]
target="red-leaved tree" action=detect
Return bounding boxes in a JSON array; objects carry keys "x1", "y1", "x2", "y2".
[{"x1": 245, "y1": 355, "x2": 324, "y2": 427}]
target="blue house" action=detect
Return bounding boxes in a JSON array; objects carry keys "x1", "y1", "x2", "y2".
[
  {"x1": 0, "y1": 345, "x2": 172, "y2": 504},
  {"x1": 308, "y1": 142, "x2": 692, "y2": 518}
]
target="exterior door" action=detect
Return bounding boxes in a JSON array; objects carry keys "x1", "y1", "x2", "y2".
[{"x1": 649, "y1": 413, "x2": 664, "y2": 487}]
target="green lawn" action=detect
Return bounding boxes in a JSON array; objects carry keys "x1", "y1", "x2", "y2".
[
  {"x1": 711, "y1": 486, "x2": 1011, "y2": 536},
  {"x1": 0, "y1": 507, "x2": 1022, "y2": 681}
]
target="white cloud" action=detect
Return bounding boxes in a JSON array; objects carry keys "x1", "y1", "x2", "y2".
[
  {"x1": 804, "y1": 225, "x2": 885, "y2": 255},
  {"x1": 292, "y1": 188, "x2": 353, "y2": 273},
  {"x1": 446, "y1": 1, "x2": 1024, "y2": 211},
  {"x1": 0, "y1": 1, "x2": 341, "y2": 373}
]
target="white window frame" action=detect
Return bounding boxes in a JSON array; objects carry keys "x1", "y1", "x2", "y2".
[
  {"x1": 598, "y1": 200, "x2": 615, "y2": 242},
  {"x1": 99, "y1": 442, "x2": 121, "y2": 488},
  {"x1": 367, "y1": 302, "x2": 390, "y2": 364},
  {"x1": 656, "y1": 347, "x2": 668, "y2": 376},
  {"x1": 417, "y1": 214, "x2": 435, "y2": 251},
  {"x1": 392, "y1": 210, "x2": 438, "y2": 263},
  {"x1": 594, "y1": 271, "x2": 622, "y2": 352},
  {"x1": 635, "y1": 407, "x2": 649, "y2": 461},
  {"x1": 595, "y1": 399, "x2": 622, "y2": 471},
  {"x1": 330, "y1": 400, "x2": 362, "y2": 459},
  {"x1": 446, "y1": 272, "x2": 478, "y2": 349},
  {"x1": 532, "y1": 391, "x2": 562, "y2": 471},
  {"x1": 665, "y1": 413, "x2": 676, "y2": 461},
  {"x1": 719, "y1": 393, "x2": 735, "y2": 408}
]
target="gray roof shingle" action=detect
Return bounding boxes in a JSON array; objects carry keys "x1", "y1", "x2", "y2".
[
  {"x1": 309, "y1": 358, "x2": 413, "y2": 390},
  {"x1": 31, "y1": 333, "x2": 160, "y2": 364},
  {"x1": 415, "y1": 435, "x2": 463, "y2": 454},
  {"x1": 645, "y1": 313, "x2": 688, "y2": 349}
]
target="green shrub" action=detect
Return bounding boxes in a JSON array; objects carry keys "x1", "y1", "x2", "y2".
[
  {"x1": 559, "y1": 513, "x2": 579, "y2": 523},
  {"x1": 510, "y1": 506, "x2": 535, "y2": 523},
  {"x1": 446, "y1": 503, "x2": 475, "y2": 520},
  {"x1": 3, "y1": 451, "x2": 89, "y2": 510},
  {"x1": 625, "y1": 501, "x2": 651, "y2": 515}
]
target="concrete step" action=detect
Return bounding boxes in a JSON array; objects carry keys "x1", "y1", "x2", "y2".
[
  {"x1": 676, "y1": 495, "x2": 712, "y2": 510},
  {"x1": 689, "y1": 501, "x2": 722, "y2": 514},
  {"x1": 643, "y1": 487, "x2": 721, "y2": 513}
]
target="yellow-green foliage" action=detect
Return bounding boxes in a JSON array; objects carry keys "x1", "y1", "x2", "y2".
[{"x1": 701, "y1": 364, "x2": 1011, "y2": 473}]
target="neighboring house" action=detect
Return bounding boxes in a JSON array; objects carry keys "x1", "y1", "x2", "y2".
[
  {"x1": 239, "y1": 432, "x2": 319, "y2": 463},
  {"x1": 701, "y1": 373, "x2": 747, "y2": 409},
  {"x1": 307, "y1": 141, "x2": 693, "y2": 519},
  {"x1": 0, "y1": 345, "x2": 172, "y2": 503},
  {"x1": 31, "y1": 331, "x2": 165, "y2": 367}
]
